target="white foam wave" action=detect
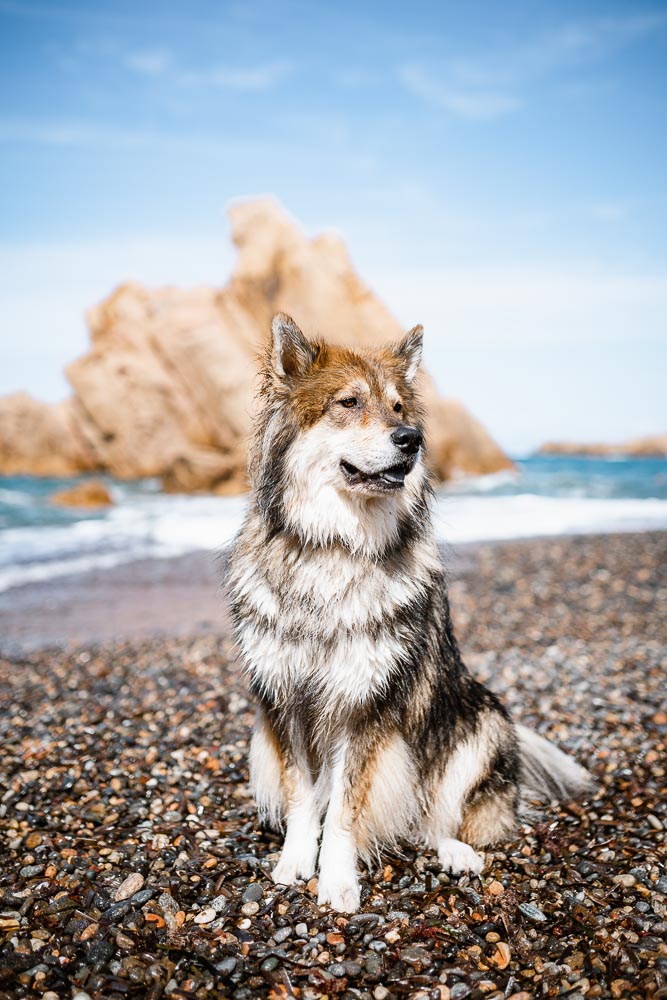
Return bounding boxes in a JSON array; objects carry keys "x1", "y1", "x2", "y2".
[
  {"x1": 434, "y1": 493, "x2": 667, "y2": 543},
  {"x1": 0, "y1": 487, "x2": 33, "y2": 506},
  {"x1": 1, "y1": 491, "x2": 666, "y2": 593}
]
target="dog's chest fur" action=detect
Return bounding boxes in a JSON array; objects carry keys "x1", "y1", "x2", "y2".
[{"x1": 230, "y1": 514, "x2": 439, "y2": 707}]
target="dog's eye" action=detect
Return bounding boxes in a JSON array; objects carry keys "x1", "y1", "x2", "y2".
[
  {"x1": 394, "y1": 402, "x2": 403, "y2": 413},
  {"x1": 339, "y1": 397, "x2": 358, "y2": 408}
]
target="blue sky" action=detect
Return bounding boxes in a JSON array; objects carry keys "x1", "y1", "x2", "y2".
[{"x1": 1, "y1": 0, "x2": 666, "y2": 452}]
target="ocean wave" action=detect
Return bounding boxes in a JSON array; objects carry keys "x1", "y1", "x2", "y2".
[
  {"x1": 1, "y1": 490, "x2": 666, "y2": 593},
  {"x1": 435, "y1": 493, "x2": 667, "y2": 543}
]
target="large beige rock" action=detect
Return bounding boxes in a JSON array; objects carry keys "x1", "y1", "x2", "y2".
[
  {"x1": 0, "y1": 198, "x2": 511, "y2": 489},
  {"x1": 0, "y1": 392, "x2": 94, "y2": 477}
]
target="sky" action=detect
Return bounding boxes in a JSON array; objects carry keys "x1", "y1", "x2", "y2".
[{"x1": 1, "y1": 0, "x2": 666, "y2": 453}]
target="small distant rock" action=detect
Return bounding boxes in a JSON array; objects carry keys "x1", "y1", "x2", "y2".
[{"x1": 51, "y1": 478, "x2": 113, "y2": 509}]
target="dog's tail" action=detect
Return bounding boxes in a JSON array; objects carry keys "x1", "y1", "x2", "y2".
[{"x1": 516, "y1": 724, "x2": 594, "y2": 809}]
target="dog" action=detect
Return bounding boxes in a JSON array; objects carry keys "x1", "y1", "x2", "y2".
[{"x1": 228, "y1": 312, "x2": 592, "y2": 913}]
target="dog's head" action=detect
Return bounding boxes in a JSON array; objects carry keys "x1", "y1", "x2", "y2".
[{"x1": 252, "y1": 313, "x2": 430, "y2": 552}]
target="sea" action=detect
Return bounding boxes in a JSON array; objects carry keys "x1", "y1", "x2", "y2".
[{"x1": 1, "y1": 455, "x2": 666, "y2": 594}]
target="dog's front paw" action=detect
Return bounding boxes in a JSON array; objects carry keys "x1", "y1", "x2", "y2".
[
  {"x1": 438, "y1": 838, "x2": 484, "y2": 876},
  {"x1": 271, "y1": 858, "x2": 299, "y2": 886},
  {"x1": 271, "y1": 847, "x2": 317, "y2": 886},
  {"x1": 317, "y1": 873, "x2": 361, "y2": 913}
]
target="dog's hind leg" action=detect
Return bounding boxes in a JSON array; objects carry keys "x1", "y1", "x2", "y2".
[
  {"x1": 423, "y1": 735, "x2": 486, "y2": 875},
  {"x1": 422, "y1": 717, "x2": 519, "y2": 876}
]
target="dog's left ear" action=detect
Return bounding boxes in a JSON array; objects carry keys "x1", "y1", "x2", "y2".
[
  {"x1": 271, "y1": 313, "x2": 318, "y2": 379},
  {"x1": 394, "y1": 325, "x2": 423, "y2": 383}
]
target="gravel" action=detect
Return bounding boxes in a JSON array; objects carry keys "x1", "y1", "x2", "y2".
[{"x1": 0, "y1": 531, "x2": 665, "y2": 999}]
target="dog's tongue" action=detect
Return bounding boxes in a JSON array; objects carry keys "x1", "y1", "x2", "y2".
[{"x1": 381, "y1": 465, "x2": 406, "y2": 485}]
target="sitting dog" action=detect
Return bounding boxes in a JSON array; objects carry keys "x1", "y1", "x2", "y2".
[{"x1": 228, "y1": 313, "x2": 592, "y2": 912}]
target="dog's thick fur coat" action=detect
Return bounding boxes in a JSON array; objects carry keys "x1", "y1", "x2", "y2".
[{"x1": 228, "y1": 314, "x2": 591, "y2": 912}]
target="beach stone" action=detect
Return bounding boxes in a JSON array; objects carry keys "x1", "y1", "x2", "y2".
[
  {"x1": 19, "y1": 865, "x2": 43, "y2": 878},
  {"x1": 217, "y1": 957, "x2": 237, "y2": 976},
  {"x1": 242, "y1": 883, "x2": 263, "y2": 903},
  {"x1": 518, "y1": 902, "x2": 547, "y2": 922},
  {"x1": 114, "y1": 872, "x2": 145, "y2": 901},
  {"x1": 365, "y1": 952, "x2": 383, "y2": 975}
]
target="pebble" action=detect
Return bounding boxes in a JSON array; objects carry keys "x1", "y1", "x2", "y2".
[
  {"x1": 194, "y1": 907, "x2": 216, "y2": 924},
  {"x1": 241, "y1": 900, "x2": 259, "y2": 915},
  {"x1": 489, "y1": 942, "x2": 511, "y2": 969},
  {"x1": 114, "y1": 872, "x2": 145, "y2": 901},
  {"x1": 518, "y1": 902, "x2": 547, "y2": 922},
  {"x1": 242, "y1": 882, "x2": 263, "y2": 903},
  {"x1": 19, "y1": 864, "x2": 43, "y2": 878},
  {"x1": 217, "y1": 957, "x2": 237, "y2": 976},
  {"x1": 273, "y1": 926, "x2": 292, "y2": 943}
]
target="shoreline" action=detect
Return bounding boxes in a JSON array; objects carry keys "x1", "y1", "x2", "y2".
[{"x1": 0, "y1": 529, "x2": 664, "y2": 653}]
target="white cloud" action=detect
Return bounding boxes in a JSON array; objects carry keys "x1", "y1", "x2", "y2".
[
  {"x1": 365, "y1": 265, "x2": 667, "y2": 346},
  {"x1": 125, "y1": 48, "x2": 171, "y2": 76},
  {"x1": 120, "y1": 44, "x2": 291, "y2": 92},
  {"x1": 177, "y1": 60, "x2": 292, "y2": 92},
  {"x1": 399, "y1": 66, "x2": 521, "y2": 119},
  {"x1": 400, "y1": 11, "x2": 667, "y2": 118},
  {"x1": 590, "y1": 202, "x2": 628, "y2": 222}
]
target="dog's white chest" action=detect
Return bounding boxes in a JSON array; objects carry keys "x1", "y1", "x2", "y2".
[{"x1": 237, "y1": 550, "x2": 418, "y2": 704}]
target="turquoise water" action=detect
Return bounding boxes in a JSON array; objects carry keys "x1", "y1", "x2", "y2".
[{"x1": 1, "y1": 455, "x2": 666, "y2": 592}]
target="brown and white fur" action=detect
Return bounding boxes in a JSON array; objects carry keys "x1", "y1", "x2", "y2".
[{"x1": 228, "y1": 313, "x2": 592, "y2": 913}]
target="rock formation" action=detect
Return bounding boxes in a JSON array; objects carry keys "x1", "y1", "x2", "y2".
[
  {"x1": 51, "y1": 479, "x2": 114, "y2": 509},
  {"x1": 0, "y1": 199, "x2": 512, "y2": 491},
  {"x1": 539, "y1": 435, "x2": 667, "y2": 458}
]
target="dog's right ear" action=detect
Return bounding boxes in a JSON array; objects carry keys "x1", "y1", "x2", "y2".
[{"x1": 271, "y1": 313, "x2": 318, "y2": 379}]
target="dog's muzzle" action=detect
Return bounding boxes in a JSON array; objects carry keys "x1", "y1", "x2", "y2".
[{"x1": 340, "y1": 457, "x2": 416, "y2": 491}]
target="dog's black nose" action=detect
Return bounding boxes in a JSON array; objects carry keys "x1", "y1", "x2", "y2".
[{"x1": 391, "y1": 425, "x2": 422, "y2": 455}]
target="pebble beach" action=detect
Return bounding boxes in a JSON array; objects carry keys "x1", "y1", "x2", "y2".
[{"x1": 0, "y1": 531, "x2": 665, "y2": 999}]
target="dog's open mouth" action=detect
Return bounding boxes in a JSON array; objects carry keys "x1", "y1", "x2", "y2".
[{"x1": 340, "y1": 459, "x2": 413, "y2": 491}]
